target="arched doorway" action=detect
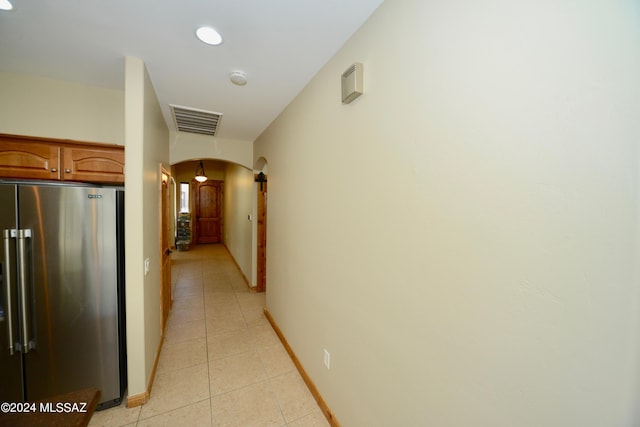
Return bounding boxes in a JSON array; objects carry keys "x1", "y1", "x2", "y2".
[{"x1": 171, "y1": 159, "x2": 254, "y2": 289}]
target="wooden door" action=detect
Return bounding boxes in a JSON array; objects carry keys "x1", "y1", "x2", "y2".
[
  {"x1": 256, "y1": 181, "x2": 267, "y2": 292},
  {"x1": 160, "y1": 168, "x2": 172, "y2": 335},
  {"x1": 196, "y1": 180, "x2": 223, "y2": 244}
]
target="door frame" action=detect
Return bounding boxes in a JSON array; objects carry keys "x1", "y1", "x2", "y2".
[
  {"x1": 256, "y1": 176, "x2": 267, "y2": 292},
  {"x1": 159, "y1": 165, "x2": 172, "y2": 335}
]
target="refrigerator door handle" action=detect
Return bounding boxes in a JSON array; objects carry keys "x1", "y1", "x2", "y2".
[
  {"x1": 2, "y1": 229, "x2": 15, "y2": 355},
  {"x1": 17, "y1": 229, "x2": 33, "y2": 354}
]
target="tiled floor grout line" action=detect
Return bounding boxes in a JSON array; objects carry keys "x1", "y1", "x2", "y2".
[
  {"x1": 135, "y1": 258, "x2": 207, "y2": 426},
  {"x1": 198, "y1": 254, "x2": 216, "y2": 427},
  {"x1": 90, "y1": 245, "x2": 328, "y2": 427}
]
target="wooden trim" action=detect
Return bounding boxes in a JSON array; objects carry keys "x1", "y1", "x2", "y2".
[
  {"x1": 126, "y1": 333, "x2": 165, "y2": 408},
  {"x1": 256, "y1": 180, "x2": 267, "y2": 292},
  {"x1": 126, "y1": 391, "x2": 148, "y2": 408},
  {"x1": 160, "y1": 164, "x2": 172, "y2": 335},
  {"x1": 146, "y1": 334, "x2": 164, "y2": 397},
  {"x1": 0, "y1": 132, "x2": 123, "y2": 150},
  {"x1": 263, "y1": 308, "x2": 341, "y2": 427}
]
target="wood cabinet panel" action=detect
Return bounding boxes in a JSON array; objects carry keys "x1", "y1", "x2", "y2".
[
  {"x1": 0, "y1": 141, "x2": 60, "y2": 180},
  {"x1": 62, "y1": 146, "x2": 124, "y2": 183},
  {"x1": 0, "y1": 134, "x2": 124, "y2": 184}
]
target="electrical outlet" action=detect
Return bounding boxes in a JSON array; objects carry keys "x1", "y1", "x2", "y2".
[{"x1": 323, "y1": 349, "x2": 331, "y2": 369}]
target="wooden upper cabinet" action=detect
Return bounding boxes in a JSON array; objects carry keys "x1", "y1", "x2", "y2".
[
  {"x1": 0, "y1": 134, "x2": 124, "y2": 184},
  {"x1": 0, "y1": 141, "x2": 61, "y2": 180},
  {"x1": 62, "y1": 146, "x2": 124, "y2": 184}
]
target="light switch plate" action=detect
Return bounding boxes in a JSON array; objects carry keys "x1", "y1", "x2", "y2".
[{"x1": 324, "y1": 349, "x2": 331, "y2": 369}]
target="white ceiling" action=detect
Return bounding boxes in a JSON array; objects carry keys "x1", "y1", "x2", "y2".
[{"x1": 0, "y1": 0, "x2": 383, "y2": 141}]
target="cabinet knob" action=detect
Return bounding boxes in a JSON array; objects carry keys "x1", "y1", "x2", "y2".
[
  {"x1": 64, "y1": 169, "x2": 71, "y2": 173},
  {"x1": 51, "y1": 168, "x2": 57, "y2": 172}
]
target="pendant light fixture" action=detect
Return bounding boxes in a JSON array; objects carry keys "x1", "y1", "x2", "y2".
[{"x1": 195, "y1": 161, "x2": 208, "y2": 183}]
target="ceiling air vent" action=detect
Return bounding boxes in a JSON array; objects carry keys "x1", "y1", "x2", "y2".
[{"x1": 170, "y1": 104, "x2": 223, "y2": 136}]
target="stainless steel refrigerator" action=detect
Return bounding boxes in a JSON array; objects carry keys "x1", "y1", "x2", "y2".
[{"x1": 0, "y1": 181, "x2": 126, "y2": 409}]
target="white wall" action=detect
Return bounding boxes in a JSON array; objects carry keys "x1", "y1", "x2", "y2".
[
  {"x1": 223, "y1": 162, "x2": 254, "y2": 284},
  {"x1": 254, "y1": 0, "x2": 640, "y2": 426},
  {"x1": 124, "y1": 56, "x2": 170, "y2": 398},
  {"x1": 0, "y1": 72, "x2": 124, "y2": 144}
]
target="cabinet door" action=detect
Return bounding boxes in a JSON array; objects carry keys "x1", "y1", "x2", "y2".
[
  {"x1": 0, "y1": 141, "x2": 60, "y2": 180},
  {"x1": 62, "y1": 146, "x2": 124, "y2": 183}
]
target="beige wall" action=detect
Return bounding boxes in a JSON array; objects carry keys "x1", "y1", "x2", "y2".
[
  {"x1": 169, "y1": 131, "x2": 253, "y2": 169},
  {"x1": 173, "y1": 160, "x2": 226, "y2": 185},
  {"x1": 223, "y1": 162, "x2": 254, "y2": 284},
  {"x1": 0, "y1": 64, "x2": 169, "y2": 402},
  {"x1": 124, "y1": 56, "x2": 170, "y2": 397},
  {"x1": 0, "y1": 72, "x2": 124, "y2": 144},
  {"x1": 254, "y1": 0, "x2": 640, "y2": 426}
]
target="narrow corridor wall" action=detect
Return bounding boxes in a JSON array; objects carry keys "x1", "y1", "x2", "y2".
[
  {"x1": 223, "y1": 163, "x2": 254, "y2": 285},
  {"x1": 124, "y1": 56, "x2": 170, "y2": 401},
  {"x1": 253, "y1": 0, "x2": 640, "y2": 425}
]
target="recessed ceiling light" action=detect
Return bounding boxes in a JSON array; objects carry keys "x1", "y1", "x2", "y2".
[
  {"x1": 196, "y1": 26, "x2": 222, "y2": 46},
  {"x1": 0, "y1": 0, "x2": 14, "y2": 11}
]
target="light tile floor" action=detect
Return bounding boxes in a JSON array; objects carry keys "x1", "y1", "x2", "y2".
[{"x1": 90, "y1": 244, "x2": 329, "y2": 427}]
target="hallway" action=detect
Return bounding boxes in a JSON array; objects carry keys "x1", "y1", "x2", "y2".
[{"x1": 90, "y1": 244, "x2": 328, "y2": 426}]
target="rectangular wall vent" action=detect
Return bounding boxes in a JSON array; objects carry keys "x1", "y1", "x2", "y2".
[
  {"x1": 170, "y1": 104, "x2": 223, "y2": 136},
  {"x1": 341, "y1": 62, "x2": 363, "y2": 104}
]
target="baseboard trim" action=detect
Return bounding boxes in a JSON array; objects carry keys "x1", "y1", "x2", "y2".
[
  {"x1": 126, "y1": 333, "x2": 165, "y2": 408},
  {"x1": 263, "y1": 308, "x2": 341, "y2": 427},
  {"x1": 223, "y1": 243, "x2": 255, "y2": 291},
  {"x1": 126, "y1": 391, "x2": 148, "y2": 408},
  {"x1": 147, "y1": 333, "x2": 164, "y2": 396}
]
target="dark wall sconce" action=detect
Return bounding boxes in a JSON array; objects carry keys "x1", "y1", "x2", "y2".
[{"x1": 255, "y1": 172, "x2": 267, "y2": 190}]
